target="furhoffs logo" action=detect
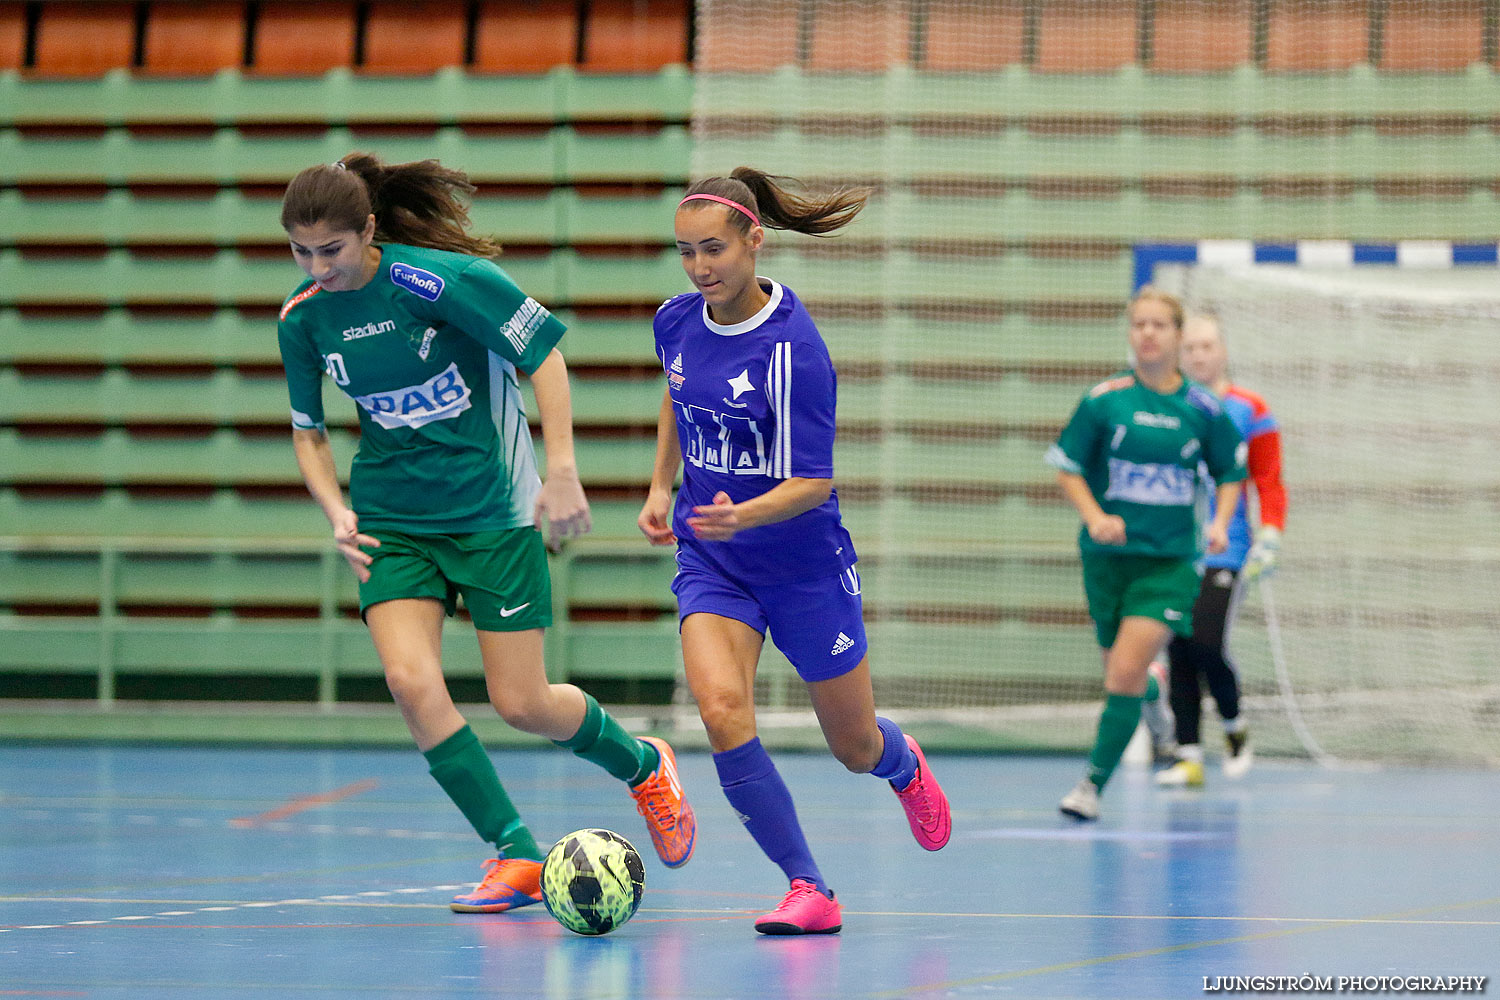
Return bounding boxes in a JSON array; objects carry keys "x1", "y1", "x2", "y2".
[{"x1": 389, "y1": 263, "x2": 445, "y2": 301}]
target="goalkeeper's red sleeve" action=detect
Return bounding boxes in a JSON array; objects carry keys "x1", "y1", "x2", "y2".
[{"x1": 1247, "y1": 429, "x2": 1287, "y2": 531}]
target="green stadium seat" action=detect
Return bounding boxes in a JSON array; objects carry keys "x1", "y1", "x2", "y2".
[
  {"x1": 0, "y1": 125, "x2": 565, "y2": 187},
  {"x1": 0, "y1": 544, "x2": 354, "y2": 610},
  {"x1": 0, "y1": 489, "x2": 329, "y2": 539},
  {"x1": 0, "y1": 248, "x2": 564, "y2": 308},
  {"x1": 0, "y1": 308, "x2": 657, "y2": 369},
  {"x1": 0, "y1": 427, "x2": 357, "y2": 488},
  {"x1": 558, "y1": 125, "x2": 691, "y2": 183},
  {"x1": 0, "y1": 367, "x2": 350, "y2": 428},
  {"x1": 816, "y1": 312, "x2": 1126, "y2": 366},
  {"x1": 834, "y1": 435, "x2": 1053, "y2": 488},
  {"x1": 520, "y1": 372, "x2": 663, "y2": 427},
  {"x1": 557, "y1": 63, "x2": 693, "y2": 122},
  {"x1": 762, "y1": 247, "x2": 1131, "y2": 306},
  {"x1": 557, "y1": 247, "x2": 686, "y2": 304},
  {"x1": 555, "y1": 314, "x2": 659, "y2": 365},
  {"x1": 539, "y1": 435, "x2": 658, "y2": 485},
  {"x1": 0, "y1": 188, "x2": 682, "y2": 251},
  {"x1": 867, "y1": 621, "x2": 1099, "y2": 680},
  {"x1": 839, "y1": 496, "x2": 1076, "y2": 551},
  {"x1": 561, "y1": 619, "x2": 681, "y2": 680},
  {"x1": 561, "y1": 550, "x2": 676, "y2": 609},
  {"x1": 0, "y1": 67, "x2": 564, "y2": 127},
  {"x1": 858, "y1": 553, "x2": 1081, "y2": 612},
  {"x1": 0, "y1": 307, "x2": 290, "y2": 366},
  {"x1": 559, "y1": 188, "x2": 684, "y2": 245}
]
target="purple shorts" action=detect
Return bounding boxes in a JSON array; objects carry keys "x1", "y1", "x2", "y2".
[{"x1": 671, "y1": 544, "x2": 868, "y2": 682}]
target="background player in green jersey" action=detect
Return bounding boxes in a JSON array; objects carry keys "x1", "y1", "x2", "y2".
[
  {"x1": 276, "y1": 153, "x2": 695, "y2": 912},
  {"x1": 1045, "y1": 287, "x2": 1247, "y2": 820}
]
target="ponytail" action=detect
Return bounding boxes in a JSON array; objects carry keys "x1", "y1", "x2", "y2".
[
  {"x1": 280, "y1": 152, "x2": 501, "y2": 258},
  {"x1": 681, "y1": 167, "x2": 869, "y2": 237}
]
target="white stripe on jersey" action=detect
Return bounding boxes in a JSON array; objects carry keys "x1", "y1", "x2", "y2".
[{"x1": 768, "y1": 342, "x2": 792, "y2": 478}]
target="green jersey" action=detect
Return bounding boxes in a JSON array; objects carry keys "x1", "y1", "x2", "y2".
[
  {"x1": 277, "y1": 243, "x2": 566, "y2": 534},
  {"x1": 1046, "y1": 371, "x2": 1247, "y2": 560}
]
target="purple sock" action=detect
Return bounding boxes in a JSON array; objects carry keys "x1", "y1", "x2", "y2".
[
  {"x1": 871, "y1": 716, "x2": 919, "y2": 789},
  {"x1": 712, "y1": 737, "x2": 828, "y2": 896}
]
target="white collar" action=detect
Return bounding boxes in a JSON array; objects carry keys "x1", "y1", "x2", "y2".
[{"x1": 703, "y1": 278, "x2": 782, "y2": 336}]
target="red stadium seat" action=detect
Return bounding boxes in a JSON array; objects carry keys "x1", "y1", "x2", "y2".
[
  {"x1": 473, "y1": 0, "x2": 578, "y2": 73},
  {"x1": 1265, "y1": 0, "x2": 1369, "y2": 72},
  {"x1": 1380, "y1": 0, "x2": 1483, "y2": 72},
  {"x1": 142, "y1": 2, "x2": 245, "y2": 75},
  {"x1": 695, "y1": 0, "x2": 798, "y2": 71},
  {"x1": 363, "y1": 0, "x2": 466, "y2": 74},
  {"x1": 252, "y1": 1, "x2": 357, "y2": 74},
  {"x1": 580, "y1": 0, "x2": 689, "y2": 73},
  {"x1": 807, "y1": 0, "x2": 910, "y2": 72},
  {"x1": 1149, "y1": 0, "x2": 1252, "y2": 73},
  {"x1": 921, "y1": 0, "x2": 1025, "y2": 72},
  {"x1": 1035, "y1": 0, "x2": 1138, "y2": 73},
  {"x1": 31, "y1": 1, "x2": 136, "y2": 76},
  {"x1": 0, "y1": 1, "x2": 25, "y2": 70}
]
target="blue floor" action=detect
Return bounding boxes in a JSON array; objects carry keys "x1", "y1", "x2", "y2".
[{"x1": 2, "y1": 742, "x2": 1496, "y2": 998}]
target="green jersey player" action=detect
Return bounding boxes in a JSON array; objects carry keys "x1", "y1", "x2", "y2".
[
  {"x1": 1045, "y1": 286, "x2": 1246, "y2": 820},
  {"x1": 277, "y1": 153, "x2": 695, "y2": 912}
]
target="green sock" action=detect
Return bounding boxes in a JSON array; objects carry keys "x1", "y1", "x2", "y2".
[
  {"x1": 423, "y1": 724, "x2": 543, "y2": 861},
  {"x1": 1144, "y1": 673, "x2": 1161, "y2": 702},
  {"x1": 1087, "y1": 693, "x2": 1144, "y2": 792},
  {"x1": 553, "y1": 692, "x2": 659, "y2": 786}
]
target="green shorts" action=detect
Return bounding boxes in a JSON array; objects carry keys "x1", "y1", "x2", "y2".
[
  {"x1": 1079, "y1": 551, "x2": 1200, "y2": 649},
  {"x1": 359, "y1": 526, "x2": 553, "y2": 632}
]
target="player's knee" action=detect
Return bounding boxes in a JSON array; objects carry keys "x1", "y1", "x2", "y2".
[
  {"x1": 828, "y1": 732, "x2": 882, "y2": 774},
  {"x1": 694, "y1": 688, "x2": 753, "y2": 744},
  {"x1": 489, "y1": 689, "x2": 549, "y2": 733},
  {"x1": 383, "y1": 660, "x2": 441, "y2": 708}
]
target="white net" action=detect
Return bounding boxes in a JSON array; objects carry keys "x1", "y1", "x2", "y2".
[
  {"x1": 689, "y1": 0, "x2": 1500, "y2": 760},
  {"x1": 1159, "y1": 263, "x2": 1500, "y2": 766}
]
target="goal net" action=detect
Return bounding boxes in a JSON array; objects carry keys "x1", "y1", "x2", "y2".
[
  {"x1": 687, "y1": 0, "x2": 1499, "y2": 763},
  {"x1": 1156, "y1": 259, "x2": 1500, "y2": 767}
]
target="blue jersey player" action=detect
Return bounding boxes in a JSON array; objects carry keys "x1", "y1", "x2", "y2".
[{"x1": 638, "y1": 167, "x2": 952, "y2": 936}]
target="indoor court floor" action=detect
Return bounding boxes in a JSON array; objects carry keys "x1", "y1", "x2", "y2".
[{"x1": 2, "y1": 741, "x2": 1496, "y2": 999}]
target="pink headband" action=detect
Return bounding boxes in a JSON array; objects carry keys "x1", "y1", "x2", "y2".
[{"x1": 678, "y1": 193, "x2": 761, "y2": 228}]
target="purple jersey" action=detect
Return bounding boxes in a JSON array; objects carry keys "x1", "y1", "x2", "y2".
[{"x1": 654, "y1": 278, "x2": 856, "y2": 584}]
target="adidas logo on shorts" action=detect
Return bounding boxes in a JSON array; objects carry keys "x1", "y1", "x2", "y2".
[{"x1": 830, "y1": 632, "x2": 855, "y2": 656}]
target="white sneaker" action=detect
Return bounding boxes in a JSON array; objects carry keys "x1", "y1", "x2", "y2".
[
  {"x1": 1059, "y1": 779, "x2": 1099, "y2": 821},
  {"x1": 1223, "y1": 729, "x2": 1254, "y2": 779},
  {"x1": 1155, "y1": 758, "x2": 1205, "y2": 787}
]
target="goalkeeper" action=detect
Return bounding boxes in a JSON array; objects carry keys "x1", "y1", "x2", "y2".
[{"x1": 1155, "y1": 313, "x2": 1288, "y2": 787}]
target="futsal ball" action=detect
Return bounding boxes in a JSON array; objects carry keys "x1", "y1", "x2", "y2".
[{"x1": 541, "y1": 829, "x2": 646, "y2": 936}]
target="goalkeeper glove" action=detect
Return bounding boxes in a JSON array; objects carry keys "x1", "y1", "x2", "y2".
[{"x1": 1245, "y1": 526, "x2": 1281, "y2": 580}]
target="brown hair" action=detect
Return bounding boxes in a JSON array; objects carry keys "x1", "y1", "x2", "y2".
[
  {"x1": 1129, "y1": 285, "x2": 1185, "y2": 330},
  {"x1": 279, "y1": 152, "x2": 501, "y2": 258},
  {"x1": 680, "y1": 166, "x2": 870, "y2": 237}
]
